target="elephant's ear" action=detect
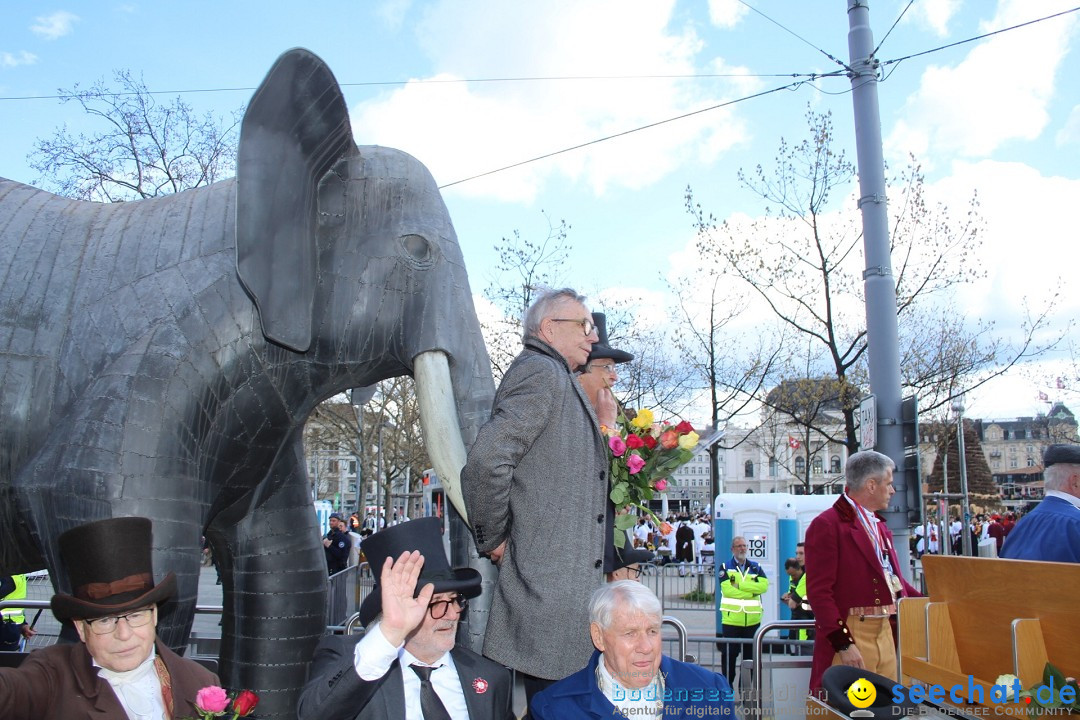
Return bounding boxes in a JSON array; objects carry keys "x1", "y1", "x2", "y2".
[{"x1": 236, "y1": 47, "x2": 355, "y2": 352}]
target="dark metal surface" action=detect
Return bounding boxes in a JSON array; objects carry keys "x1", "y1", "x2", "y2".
[{"x1": 0, "y1": 47, "x2": 494, "y2": 718}]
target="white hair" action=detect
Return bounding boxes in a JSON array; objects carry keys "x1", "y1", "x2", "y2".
[{"x1": 589, "y1": 580, "x2": 662, "y2": 629}]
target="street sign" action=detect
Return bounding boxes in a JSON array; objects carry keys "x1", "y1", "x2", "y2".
[{"x1": 859, "y1": 395, "x2": 877, "y2": 450}]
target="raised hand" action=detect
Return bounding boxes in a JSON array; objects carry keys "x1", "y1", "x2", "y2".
[{"x1": 378, "y1": 550, "x2": 435, "y2": 647}]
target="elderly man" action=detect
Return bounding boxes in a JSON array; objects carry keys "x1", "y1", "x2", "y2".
[
  {"x1": 462, "y1": 288, "x2": 610, "y2": 707},
  {"x1": 530, "y1": 580, "x2": 734, "y2": 718},
  {"x1": 576, "y1": 311, "x2": 633, "y2": 429},
  {"x1": 298, "y1": 518, "x2": 513, "y2": 720},
  {"x1": 804, "y1": 450, "x2": 921, "y2": 695},
  {"x1": 0, "y1": 517, "x2": 218, "y2": 719},
  {"x1": 1000, "y1": 444, "x2": 1080, "y2": 562}
]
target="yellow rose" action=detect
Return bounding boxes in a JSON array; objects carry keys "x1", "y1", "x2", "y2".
[
  {"x1": 631, "y1": 408, "x2": 654, "y2": 429},
  {"x1": 678, "y1": 431, "x2": 700, "y2": 450}
]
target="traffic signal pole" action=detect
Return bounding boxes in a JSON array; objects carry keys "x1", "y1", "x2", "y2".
[{"x1": 846, "y1": 0, "x2": 913, "y2": 575}]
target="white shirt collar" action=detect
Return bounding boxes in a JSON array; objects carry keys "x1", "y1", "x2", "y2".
[{"x1": 1045, "y1": 489, "x2": 1080, "y2": 510}]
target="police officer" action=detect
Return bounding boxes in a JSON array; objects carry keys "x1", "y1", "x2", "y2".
[
  {"x1": 322, "y1": 513, "x2": 351, "y2": 575},
  {"x1": 0, "y1": 574, "x2": 35, "y2": 651}
]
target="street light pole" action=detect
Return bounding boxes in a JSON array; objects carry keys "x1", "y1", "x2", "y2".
[{"x1": 953, "y1": 397, "x2": 973, "y2": 556}]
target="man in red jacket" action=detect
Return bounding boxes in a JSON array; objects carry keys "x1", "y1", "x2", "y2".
[{"x1": 804, "y1": 450, "x2": 921, "y2": 696}]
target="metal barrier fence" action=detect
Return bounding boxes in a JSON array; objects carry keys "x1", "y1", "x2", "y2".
[
  {"x1": 639, "y1": 561, "x2": 717, "y2": 614},
  {"x1": 325, "y1": 562, "x2": 375, "y2": 629}
]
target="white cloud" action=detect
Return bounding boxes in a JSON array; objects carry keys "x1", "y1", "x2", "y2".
[
  {"x1": 907, "y1": 0, "x2": 962, "y2": 37},
  {"x1": 377, "y1": 0, "x2": 413, "y2": 30},
  {"x1": 1, "y1": 51, "x2": 37, "y2": 68},
  {"x1": 885, "y1": 0, "x2": 1078, "y2": 166},
  {"x1": 348, "y1": 0, "x2": 751, "y2": 202},
  {"x1": 707, "y1": 0, "x2": 748, "y2": 29},
  {"x1": 30, "y1": 11, "x2": 79, "y2": 40},
  {"x1": 1056, "y1": 104, "x2": 1080, "y2": 147}
]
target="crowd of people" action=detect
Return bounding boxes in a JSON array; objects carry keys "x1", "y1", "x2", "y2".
[{"x1": 2, "y1": 286, "x2": 1077, "y2": 719}]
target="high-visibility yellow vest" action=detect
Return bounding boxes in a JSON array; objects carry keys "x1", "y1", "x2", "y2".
[
  {"x1": 1, "y1": 574, "x2": 27, "y2": 625},
  {"x1": 719, "y1": 561, "x2": 768, "y2": 627}
]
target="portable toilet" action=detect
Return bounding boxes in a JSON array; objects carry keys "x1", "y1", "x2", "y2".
[
  {"x1": 713, "y1": 494, "x2": 796, "y2": 630},
  {"x1": 314, "y1": 499, "x2": 334, "y2": 536}
]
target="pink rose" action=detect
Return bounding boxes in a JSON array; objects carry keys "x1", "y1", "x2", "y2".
[
  {"x1": 627, "y1": 454, "x2": 645, "y2": 474},
  {"x1": 609, "y1": 436, "x2": 627, "y2": 457},
  {"x1": 195, "y1": 686, "x2": 230, "y2": 714},
  {"x1": 654, "y1": 478, "x2": 668, "y2": 492}
]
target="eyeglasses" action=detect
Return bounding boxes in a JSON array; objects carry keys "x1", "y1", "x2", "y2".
[
  {"x1": 428, "y1": 594, "x2": 468, "y2": 619},
  {"x1": 589, "y1": 362, "x2": 617, "y2": 374},
  {"x1": 550, "y1": 318, "x2": 595, "y2": 336},
  {"x1": 621, "y1": 565, "x2": 643, "y2": 579},
  {"x1": 85, "y1": 607, "x2": 155, "y2": 635}
]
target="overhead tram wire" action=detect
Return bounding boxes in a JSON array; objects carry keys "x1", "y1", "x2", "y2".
[
  {"x1": 437, "y1": 75, "x2": 846, "y2": 190},
  {"x1": 0, "y1": 71, "x2": 835, "y2": 102},
  {"x1": 879, "y1": 5, "x2": 1080, "y2": 72},
  {"x1": 872, "y1": 0, "x2": 916, "y2": 58},
  {"x1": 736, "y1": 0, "x2": 852, "y2": 73}
]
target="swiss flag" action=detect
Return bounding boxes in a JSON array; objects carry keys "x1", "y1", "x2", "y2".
[{"x1": 788, "y1": 436, "x2": 801, "y2": 450}]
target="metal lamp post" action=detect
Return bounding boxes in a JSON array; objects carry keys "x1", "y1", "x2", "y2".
[{"x1": 953, "y1": 397, "x2": 973, "y2": 556}]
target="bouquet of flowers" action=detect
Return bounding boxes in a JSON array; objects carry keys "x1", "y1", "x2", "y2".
[
  {"x1": 182, "y1": 686, "x2": 259, "y2": 720},
  {"x1": 604, "y1": 407, "x2": 699, "y2": 547}
]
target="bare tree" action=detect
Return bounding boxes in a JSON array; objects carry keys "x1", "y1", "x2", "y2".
[
  {"x1": 480, "y1": 212, "x2": 571, "y2": 380},
  {"x1": 28, "y1": 69, "x2": 241, "y2": 202},
  {"x1": 306, "y1": 377, "x2": 431, "y2": 520},
  {"x1": 687, "y1": 106, "x2": 1057, "y2": 453}
]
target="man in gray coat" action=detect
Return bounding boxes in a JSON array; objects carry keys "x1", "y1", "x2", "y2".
[{"x1": 462, "y1": 287, "x2": 611, "y2": 710}]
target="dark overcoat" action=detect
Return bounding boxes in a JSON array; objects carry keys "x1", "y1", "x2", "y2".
[{"x1": 296, "y1": 633, "x2": 514, "y2": 720}]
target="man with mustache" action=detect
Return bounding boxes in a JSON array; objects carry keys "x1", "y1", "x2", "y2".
[{"x1": 298, "y1": 518, "x2": 513, "y2": 720}]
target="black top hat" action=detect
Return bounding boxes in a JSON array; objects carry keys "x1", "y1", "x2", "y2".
[
  {"x1": 50, "y1": 517, "x2": 177, "y2": 622},
  {"x1": 586, "y1": 313, "x2": 634, "y2": 364},
  {"x1": 820, "y1": 666, "x2": 918, "y2": 719},
  {"x1": 613, "y1": 538, "x2": 654, "y2": 571},
  {"x1": 357, "y1": 517, "x2": 482, "y2": 627}
]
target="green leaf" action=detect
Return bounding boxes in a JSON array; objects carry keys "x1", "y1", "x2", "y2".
[{"x1": 615, "y1": 514, "x2": 637, "y2": 531}]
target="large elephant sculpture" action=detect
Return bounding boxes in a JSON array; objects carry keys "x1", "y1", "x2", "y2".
[{"x1": 0, "y1": 48, "x2": 494, "y2": 718}]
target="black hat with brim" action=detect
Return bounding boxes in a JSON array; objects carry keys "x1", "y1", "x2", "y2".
[
  {"x1": 357, "y1": 517, "x2": 482, "y2": 627},
  {"x1": 50, "y1": 517, "x2": 177, "y2": 622},
  {"x1": 586, "y1": 313, "x2": 634, "y2": 364},
  {"x1": 820, "y1": 666, "x2": 918, "y2": 719},
  {"x1": 1043, "y1": 443, "x2": 1080, "y2": 467},
  {"x1": 613, "y1": 538, "x2": 654, "y2": 570}
]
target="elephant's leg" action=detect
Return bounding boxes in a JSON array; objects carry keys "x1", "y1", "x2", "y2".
[{"x1": 207, "y1": 437, "x2": 325, "y2": 720}]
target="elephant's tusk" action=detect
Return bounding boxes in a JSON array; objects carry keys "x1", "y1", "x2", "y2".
[{"x1": 414, "y1": 350, "x2": 469, "y2": 524}]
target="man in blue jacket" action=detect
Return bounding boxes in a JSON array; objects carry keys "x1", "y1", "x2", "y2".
[
  {"x1": 1001, "y1": 444, "x2": 1080, "y2": 563},
  {"x1": 530, "y1": 581, "x2": 734, "y2": 718}
]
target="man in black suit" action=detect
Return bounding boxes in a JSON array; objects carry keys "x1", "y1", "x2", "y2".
[{"x1": 298, "y1": 518, "x2": 514, "y2": 720}]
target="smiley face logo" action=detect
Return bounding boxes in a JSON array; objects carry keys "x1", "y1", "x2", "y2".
[{"x1": 847, "y1": 678, "x2": 877, "y2": 708}]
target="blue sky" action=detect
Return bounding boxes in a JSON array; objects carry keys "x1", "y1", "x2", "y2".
[{"x1": 2, "y1": 1, "x2": 1078, "y2": 421}]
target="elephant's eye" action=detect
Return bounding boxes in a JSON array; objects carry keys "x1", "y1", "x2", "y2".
[{"x1": 399, "y1": 233, "x2": 436, "y2": 268}]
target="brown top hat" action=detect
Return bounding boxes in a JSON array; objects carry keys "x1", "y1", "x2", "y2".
[
  {"x1": 50, "y1": 517, "x2": 177, "y2": 622},
  {"x1": 357, "y1": 517, "x2": 481, "y2": 627}
]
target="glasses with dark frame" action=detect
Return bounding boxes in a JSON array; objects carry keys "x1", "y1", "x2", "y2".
[
  {"x1": 549, "y1": 317, "x2": 595, "y2": 336},
  {"x1": 621, "y1": 565, "x2": 643, "y2": 579},
  {"x1": 428, "y1": 593, "x2": 468, "y2": 619},
  {"x1": 84, "y1": 607, "x2": 155, "y2": 635}
]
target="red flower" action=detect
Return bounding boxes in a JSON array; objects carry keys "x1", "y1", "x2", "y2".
[
  {"x1": 625, "y1": 433, "x2": 645, "y2": 449},
  {"x1": 675, "y1": 420, "x2": 695, "y2": 434},
  {"x1": 232, "y1": 690, "x2": 259, "y2": 717},
  {"x1": 659, "y1": 430, "x2": 679, "y2": 450},
  {"x1": 642, "y1": 434, "x2": 658, "y2": 450}
]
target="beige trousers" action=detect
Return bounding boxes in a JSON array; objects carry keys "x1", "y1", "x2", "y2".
[{"x1": 830, "y1": 614, "x2": 898, "y2": 681}]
